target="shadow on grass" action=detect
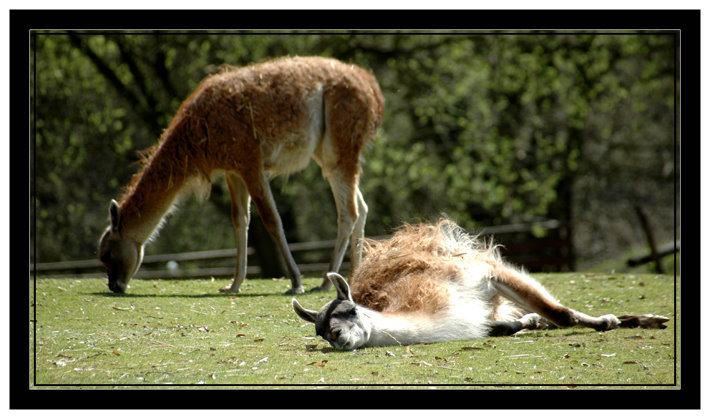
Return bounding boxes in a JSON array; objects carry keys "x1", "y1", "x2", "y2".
[
  {"x1": 306, "y1": 346, "x2": 341, "y2": 354},
  {"x1": 86, "y1": 291, "x2": 294, "y2": 299},
  {"x1": 522, "y1": 328, "x2": 624, "y2": 338}
]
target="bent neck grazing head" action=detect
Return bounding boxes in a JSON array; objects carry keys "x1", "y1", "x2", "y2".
[{"x1": 98, "y1": 200, "x2": 145, "y2": 293}]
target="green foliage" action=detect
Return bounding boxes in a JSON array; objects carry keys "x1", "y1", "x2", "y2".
[
  {"x1": 31, "y1": 32, "x2": 677, "y2": 267},
  {"x1": 31, "y1": 274, "x2": 677, "y2": 387}
]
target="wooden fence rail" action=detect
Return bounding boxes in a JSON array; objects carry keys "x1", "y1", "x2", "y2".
[
  {"x1": 31, "y1": 220, "x2": 573, "y2": 279},
  {"x1": 627, "y1": 241, "x2": 680, "y2": 268}
]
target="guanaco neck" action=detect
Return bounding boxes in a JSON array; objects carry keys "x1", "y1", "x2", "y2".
[
  {"x1": 118, "y1": 138, "x2": 194, "y2": 244},
  {"x1": 360, "y1": 304, "x2": 489, "y2": 347},
  {"x1": 361, "y1": 309, "x2": 424, "y2": 347}
]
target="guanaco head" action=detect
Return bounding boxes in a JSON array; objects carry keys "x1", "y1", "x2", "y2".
[
  {"x1": 292, "y1": 273, "x2": 371, "y2": 350},
  {"x1": 98, "y1": 200, "x2": 144, "y2": 293}
]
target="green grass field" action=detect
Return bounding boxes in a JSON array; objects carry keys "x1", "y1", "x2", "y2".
[{"x1": 30, "y1": 273, "x2": 679, "y2": 388}]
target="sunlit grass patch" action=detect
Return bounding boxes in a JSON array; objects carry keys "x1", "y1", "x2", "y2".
[{"x1": 30, "y1": 273, "x2": 678, "y2": 388}]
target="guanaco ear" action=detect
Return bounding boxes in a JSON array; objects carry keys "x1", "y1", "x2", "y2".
[
  {"x1": 292, "y1": 298, "x2": 318, "y2": 323},
  {"x1": 327, "y1": 272, "x2": 352, "y2": 302},
  {"x1": 109, "y1": 199, "x2": 121, "y2": 232}
]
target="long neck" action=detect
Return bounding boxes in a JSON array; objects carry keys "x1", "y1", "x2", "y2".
[
  {"x1": 117, "y1": 92, "x2": 218, "y2": 244},
  {"x1": 118, "y1": 140, "x2": 193, "y2": 244},
  {"x1": 361, "y1": 305, "x2": 490, "y2": 347},
  {"x1": 361, "y1": 309, "x2": 426, "y2": 347}
]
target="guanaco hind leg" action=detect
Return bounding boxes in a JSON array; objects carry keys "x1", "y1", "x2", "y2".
[
  {"x1": 487, "y1": 307, "x2": 669, "y2": 337},
  {"x1": 349, "y1": 189, "x2": 368, "y2": 275},
  {"x1": 312, "y1": 180, "x2": 368, "y2": 292},
  {"x1": 489, "y1": 265, "x2": 670, "y2": 333},
  {"x1": 489, "y1": 264, "x2": 622, "y2": 332},
  {"x1": 311, "y1": 80, "x2": 377, "y2": 292},
  {"x1": 311, "y1": 175, "x2": 358, "y2": 292}
]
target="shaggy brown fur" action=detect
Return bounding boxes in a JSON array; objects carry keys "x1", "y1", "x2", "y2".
[
  {"x1": 350, "y1": 220, "x2": 496, "y2": 314},
  {"x1": 118, "y1": 56, "x2": 384, "y2": 233},
  {"x1": 294, "y1": 219, "x2": 669, "y2": 349},
  {"x1": 103, "y1": 56, "x2": 384, "y2": 294}
]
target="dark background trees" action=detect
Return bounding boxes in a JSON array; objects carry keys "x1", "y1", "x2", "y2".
[{"x1": 30, "y1": 31, "x2": 678, "y2": 273}]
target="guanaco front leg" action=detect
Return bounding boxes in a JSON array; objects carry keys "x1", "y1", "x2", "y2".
[
  {"x1": 243, "y1": 170, "x2": 304, "y2": 295},
  {"x1": 488, "y1": 313, "x2": 543, "y2": 336},
  {"x1": 220, "y1": 172, "x2": 251, "y2": 293}
]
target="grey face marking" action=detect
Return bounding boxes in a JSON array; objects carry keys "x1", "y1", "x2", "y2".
[
  {"x1": 294, "y1": 298, "x2": 369, "y2": 350},
  {"x1": 314, "y1": 299, "x2": 361, "y2": 349},
  {"x1": 293, "y1": 272, "x2": 370, "y2": 350},
  {"x1": 98, "y1": 200, "x2": 143, "y2": 293},
  {"x1": 98, "y1": 229, "x2": 131, "y2": 293}
]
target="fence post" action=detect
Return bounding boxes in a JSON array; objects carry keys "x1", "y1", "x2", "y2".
[
  {"x1": 562, "y1": 223, "x2": 576, "y2": 271},
  {"x1": 634, "y1": 205, "x2": 664, "y2": 274}
]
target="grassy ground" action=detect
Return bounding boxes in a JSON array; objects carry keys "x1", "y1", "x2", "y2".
[{"x1": 30, "y1": 273, "x2": 678, "y2": 388}]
